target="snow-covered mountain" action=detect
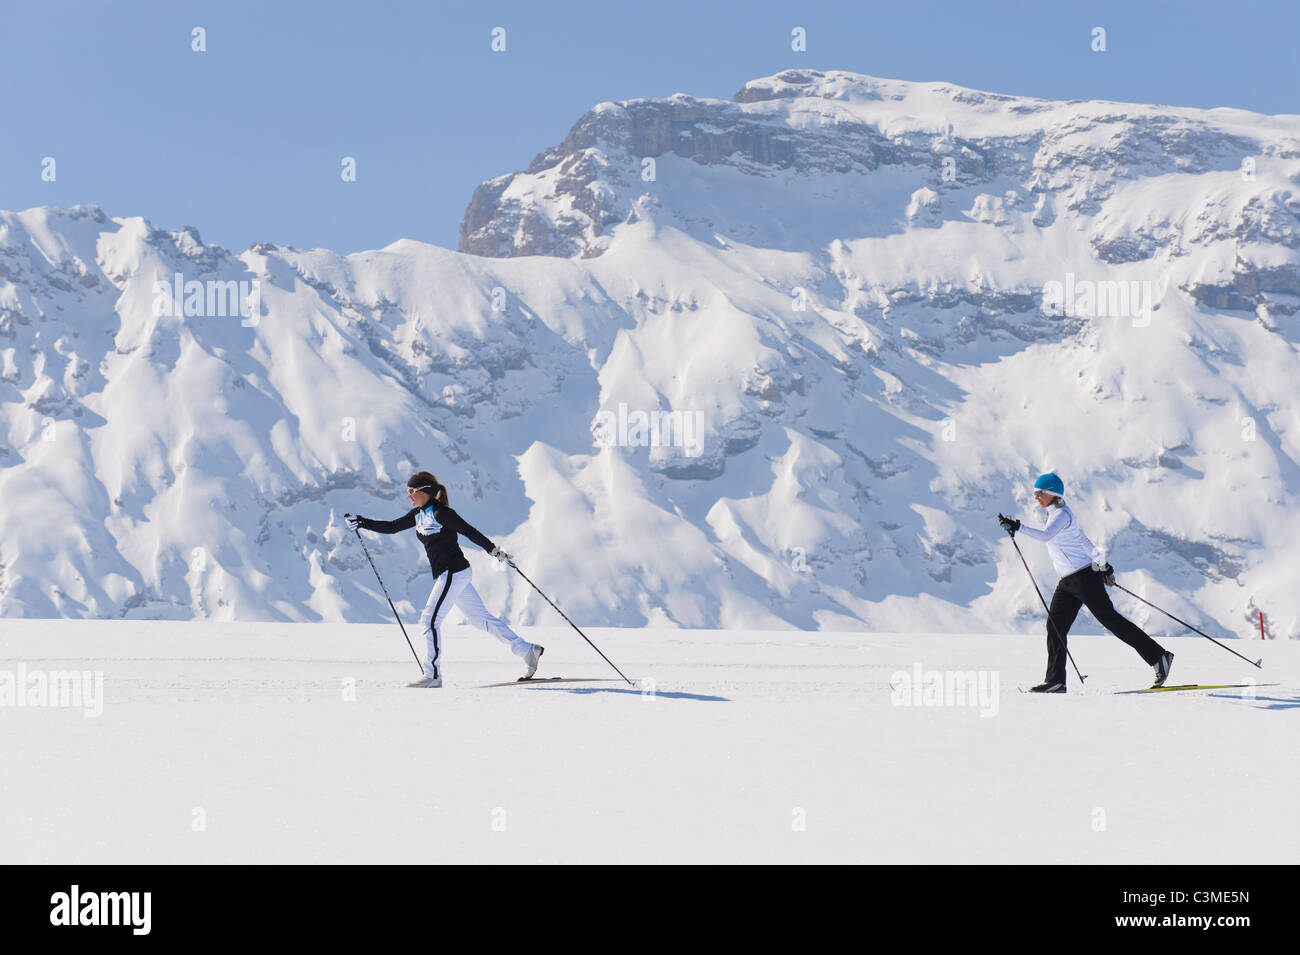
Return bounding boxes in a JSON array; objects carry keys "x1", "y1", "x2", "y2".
[{"x1": 2, "y1": 69, "x2": 1298, "y2": 638}]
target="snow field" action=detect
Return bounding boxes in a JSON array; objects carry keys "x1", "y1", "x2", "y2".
[{"x1": 2, "y1": 620, "x2": 1295, "y2": 864}]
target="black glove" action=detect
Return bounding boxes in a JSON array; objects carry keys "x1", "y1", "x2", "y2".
[
  {"x1": 1092, "y1": 560, "x2": 1114, "y2": 583},
  {"x1": 997, "y1": 513, "x2": 1020, "y2": 536}
]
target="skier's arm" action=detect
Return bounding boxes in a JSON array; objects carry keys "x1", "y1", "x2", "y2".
[
  {"x1": 436, "y1": 506, "x2": 497, "y2": 552},
  {"x1": 1015, "y1": 508, "x2": 1070, "y2": 543},
  {"x1": 357, "y1": 508, "x2": 418, "y2": 534}
]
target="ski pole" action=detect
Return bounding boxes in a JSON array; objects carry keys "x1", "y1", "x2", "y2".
[
  {"x1": 346, "y1": 515, "x2": 422, "y2": 672},
  {"x1": 999, "y1": 517, "x2": 1087, "y2": 684},
  {"x1": 506, "y1": 560, "x2": 634, "y2": 685},
  {"x1": 1110, "y1": 581, "x2": 1264, "y2": 669}
]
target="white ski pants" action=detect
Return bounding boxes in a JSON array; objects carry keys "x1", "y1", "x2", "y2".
[{"x1": 418, "y1": 565, "x2": 531, "y2": 679}]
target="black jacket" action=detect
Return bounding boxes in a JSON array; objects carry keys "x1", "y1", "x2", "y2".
[{"x1": 357, "y1": 503, "x2": 496, "y2": 579}]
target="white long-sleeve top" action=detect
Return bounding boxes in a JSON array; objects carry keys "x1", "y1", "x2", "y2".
[{"x1": 1016, "y1": 503, "x2": 1104, "y2": 576}]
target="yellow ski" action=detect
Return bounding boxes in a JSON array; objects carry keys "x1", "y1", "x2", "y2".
[{"x1": 1114, "y1": 683, "x2": 1279, "y2": 695}]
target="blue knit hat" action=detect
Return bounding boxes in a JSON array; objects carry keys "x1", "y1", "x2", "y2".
[{"x1": 1033, "y1": 472, "x2": 1065, "y2": 497}]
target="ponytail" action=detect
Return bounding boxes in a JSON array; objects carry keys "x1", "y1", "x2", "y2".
[{"x1": 408, "y1": 471, "x2": 449, "y2": 505}]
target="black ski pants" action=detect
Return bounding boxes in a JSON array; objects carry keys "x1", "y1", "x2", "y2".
[{"x1": 1046, "y1": 567, "x2": 1166, "y2": 684}]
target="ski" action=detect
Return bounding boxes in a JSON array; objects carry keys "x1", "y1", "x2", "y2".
[
  {"x1": 1114, "y1": 683, "x2": 1279, "y2": 695},
  {"x1": 477, "y1": 677, "x2": 626, "y2": 688}
]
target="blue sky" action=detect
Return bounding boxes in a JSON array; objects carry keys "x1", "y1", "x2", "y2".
[{"x1": 4, "y1": 0, "x2": 1296, "y2": 254}]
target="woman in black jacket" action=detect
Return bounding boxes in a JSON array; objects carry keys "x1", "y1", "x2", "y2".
[{"x1": 348, "y1": 472, "x2": 543, "y2": 687}]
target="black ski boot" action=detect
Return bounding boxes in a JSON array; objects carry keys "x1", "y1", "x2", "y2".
[
  {"x1": 1152, "y1": 651, "x2": 1175, "y2": 688},
  {"x1": 1028, "y1": 682, "x2": 1066, "y2": 693}
]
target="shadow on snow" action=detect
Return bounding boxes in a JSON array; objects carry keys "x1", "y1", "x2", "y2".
[
  {"x1": 1207, "y1": 692, "x2": 1300, "y2": 710},
  {"x1": 523, "y1": 686, "x2": 730, "y2": 702}
]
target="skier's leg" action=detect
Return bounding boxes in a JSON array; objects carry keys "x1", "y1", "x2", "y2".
[
  {"x1": 1080, "y1": 571, "x2": 1166, "y2": 665},
  {"x1": 452, "y1": 566, "x2": 533, "y2": 659},
  {"x1": 417, "y1": 569, "x2": 472, "y2": 679},
  {"x1": 1045, "y1": 580, "x2": 1083, "y2": 685}
]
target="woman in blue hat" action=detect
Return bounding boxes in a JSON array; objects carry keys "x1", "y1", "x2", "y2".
[{"x1": 999, "y1": 473, "x2": 1173, "y2": 692}]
